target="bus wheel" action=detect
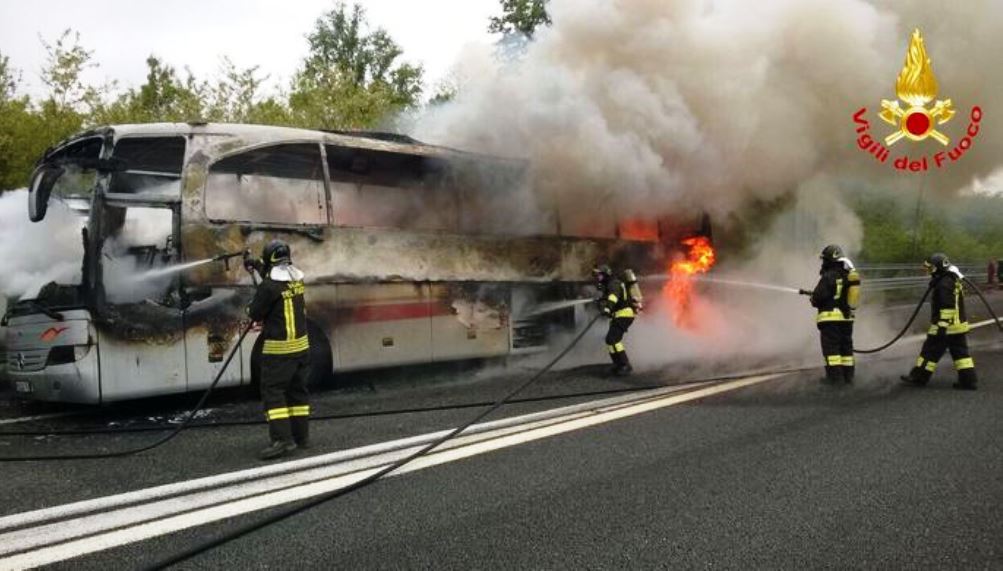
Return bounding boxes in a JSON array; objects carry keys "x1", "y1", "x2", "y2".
[{"x1": 306, "y1": 321, "x2": 335, "y2": 390}]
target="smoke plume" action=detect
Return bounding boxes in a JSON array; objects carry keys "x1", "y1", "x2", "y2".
[
  {"x1": 414, "y1": 0, "x2": 1003, "y2": 369},
  {"x1": 0, "y1": 190, "x2": 85, "y2": 301}
]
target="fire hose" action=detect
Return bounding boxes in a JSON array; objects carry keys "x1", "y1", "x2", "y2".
[
  {"x1": 145, "y1": 312, "x2": 604, "y2": 569},
  {"x1": 0, "y1": 322, "x2": 254, "y2": 463},
  {"x1": 799, "y1": 274, "x2": 1003, "y2": 355},
  {"x1": 0, "y1": 254, "x2": 258, "y2": 463}
]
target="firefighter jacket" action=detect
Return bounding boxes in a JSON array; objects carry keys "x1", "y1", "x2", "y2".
[
  {"x1": 248, "y1": 264, "x2": 310, "y2": 356},
  {"x1": 810, "y1": 263, "x2": 853, "y2": 323},
  {"x1": 928, "y1": 269, "x2": 969, "y2": 336},
  {"x1": 599, "y1": 278, "x2": 637, "y2": 319}
]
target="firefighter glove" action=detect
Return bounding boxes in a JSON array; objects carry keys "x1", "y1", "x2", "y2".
[{"x1": 244, "y1": 256, "x2": 264, "y2": 275}]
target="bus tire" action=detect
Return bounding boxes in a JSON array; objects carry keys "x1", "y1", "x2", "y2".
[{"x1": 306, "y1": 321, "x2": 335, "y2": 390}]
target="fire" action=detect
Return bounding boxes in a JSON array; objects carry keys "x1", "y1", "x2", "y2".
[
  {"x1": 619, "y1": 219, "x2": 659, "y2": 242},
  {"x1": 662, "y1": 236, "x2": 716, "y2": 329}
]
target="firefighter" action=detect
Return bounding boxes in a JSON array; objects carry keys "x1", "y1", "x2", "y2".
[
  {"x1": 901, "y1": 253, "x2": 979, "y2": 390},
  {"x1": 809, "y1": 244, "x2": 858, "y2": 385},
  {"x1": 593, "y1": 264, "x2": 636, "y2": 376},
  {"x1": 245, "y1": 240, "x2": 312, "y2": 460}
]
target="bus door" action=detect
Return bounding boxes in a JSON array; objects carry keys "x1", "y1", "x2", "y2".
[
  {"x1": 93, "y1": 136, "x2": 190, "y2": 401},
  {"x1": 93, "y1": 201, "x2": 188, "y2": 400}
]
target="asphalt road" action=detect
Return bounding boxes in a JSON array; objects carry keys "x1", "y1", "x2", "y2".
[
  {"x1": 0, "y1": 328, "x2": 999, "y2": 569},
  {"x1": 2, "y1": 288, "x2": 1003, "y2": 570}
]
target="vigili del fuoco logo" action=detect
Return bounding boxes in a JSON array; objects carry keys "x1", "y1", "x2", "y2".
[{"x1": 852, "y1": 29, "x2": 982, "y2": 172}]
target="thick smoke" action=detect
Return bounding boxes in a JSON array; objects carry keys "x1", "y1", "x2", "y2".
[
  {"x1": 0, "y1": 190, "x2": 86, "y2": 301},
  {"x1": 414, "y1": 0, "x2": 1003, "y2": 370},
  {"x1": 417, "y1": 0, "x2": 1002, "y2": 219}
]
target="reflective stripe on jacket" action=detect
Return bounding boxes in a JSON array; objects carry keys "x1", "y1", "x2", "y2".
[
  {"x1": 929, "y1": 272, "x2": 969, "y2": 335},
  {"x1": 602, "y1": 279, "x2": 636, "y2": 319},
  {"x1": 248, "y1": 268, "x2": 310, "y2": 356},
  {"x1": 811, "y1": 264, "x2": 853, "y2": 323}
]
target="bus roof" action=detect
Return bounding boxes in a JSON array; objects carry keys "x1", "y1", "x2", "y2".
[{"x1": 58, "y1": 122, "x2": 525, "y2": 168}]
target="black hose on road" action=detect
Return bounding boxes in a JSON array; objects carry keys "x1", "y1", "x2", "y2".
[
  {"x1": 854, "y1": 285, "x2": 934, "y2": 354},
  {"x1": 963, "y1": 277, "x2": 1003, "y2": 334},
  {"x1": 146, "y1": 313, "x2": 603, "y2": 570},
  {"x1": 0, "y1": 384, "x2": 684, "y2": 438},
  {"x1": 0, "y1": 323, "x2": 254, "y2": 463}
]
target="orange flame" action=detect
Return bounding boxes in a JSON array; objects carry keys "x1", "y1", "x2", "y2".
[
  {"x1": 619, "y1": 219, "x2": 659, "y2": 242},
  {"x1": 662, "y1": 236, "x2": 716, "y2": 329}
]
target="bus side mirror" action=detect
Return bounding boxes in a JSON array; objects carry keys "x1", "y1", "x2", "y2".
[{"x1": 28, "y1": 165, "x2": 64, "y2": 222}]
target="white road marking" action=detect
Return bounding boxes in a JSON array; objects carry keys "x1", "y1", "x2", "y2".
[
  {"x1": 0, "y1": 412, "x2": 81, "y2": 426},
  {"x1": 0, "y1": 374, "x2": 782, "y2": 570},
  {"x1": 0, "y1": 380, "x2": 712, "y2": 533}
]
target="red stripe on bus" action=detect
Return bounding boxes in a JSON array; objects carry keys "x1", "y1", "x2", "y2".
[{"x1": 345, "y1": 302, "x2": 453, "y2": 323}]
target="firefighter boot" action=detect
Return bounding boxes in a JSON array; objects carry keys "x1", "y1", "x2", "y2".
[
  {"x1": 953, "y1": 368, "x2": 978, "y2": 391},
  {"x1": 900, "y1": 367, "x2": 931, "y2": 387},
  {"x1": 843, "y1": 365, "x2": 855, "y2": 385},
  {"x1": 615, "y1": 352, "x2": 633, "y2": 377},
  {"x1": 259, "y1": 419, "x2": 297, "y2": 460},
  {"x1": 607, "y1": 350, "x2": 621, "y2": 375},
  {"x1": 291, "y1": 416, "x2": 310, "y2": 449},
  {"x1": 821, "y1": 366, "x2": 843, "y2": 386}
]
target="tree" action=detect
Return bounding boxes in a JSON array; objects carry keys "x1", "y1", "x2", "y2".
[
  {"x1": 39, "y1": 29, "x2": 104, "y2": 112},
  {"x1": 0, "y1": 53, "x2": 18, "y2": 104},
  {"x1": 92, "y1": 56, "x2": 206, "y2": 124},
  {"x1": 289, "y1": 2, "x2": 424, "y2": 129},
  {"x1": 488, "y1": 0, "x2": 551, "y2": 38}
]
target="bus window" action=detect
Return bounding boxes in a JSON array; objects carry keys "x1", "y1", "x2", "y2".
[
  {"x1": 205, "y1": 143, "x2": 327, "y2": 226},
  {"x1": 330, "y1": 181, "x2": 457, "y2": 231},
  {"x1": 109, "y1": 137, "x2": 185, "y2": 195},
  {"x1": 101, "y1": 206, "x2": 177, "y2": 304},
  {"x1": 326, "y1": 145, "x2": 457, "y2": 231},
  {"x1": 50, "y1": 138, "x2": 103, "y2": 200}
]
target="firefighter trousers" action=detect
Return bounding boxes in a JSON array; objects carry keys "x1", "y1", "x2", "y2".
[
  {"x1": 605, "y1": 317, "x2": 634, "y2": 370},
  {"x1": 818, "y1": 321, "x2": 854, "y2": 384},
  {"x1": 260, "y1": 352, "x2": 311, "y2": 445},
  {"x1": 908, "y1": 332, "x2": 978, "y2": 387}
]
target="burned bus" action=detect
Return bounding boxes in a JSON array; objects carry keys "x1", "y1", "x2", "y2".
[{"x1": 3, "y1": 123, "x2": 702, "y2": 404}]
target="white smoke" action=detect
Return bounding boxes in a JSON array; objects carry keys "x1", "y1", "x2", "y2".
[
  {"x1": 101, "y1": 207, "x2": 176, "y2": 303},
  {"x1": 0, "y1": 190, "x2": 86, "y2": 301},
  {"x1": 413, "y1": 0, "x2": 1003, "y2": 369},
  {"x1": 416, "y1": 0, "x2": 1003, "y2": 221}
]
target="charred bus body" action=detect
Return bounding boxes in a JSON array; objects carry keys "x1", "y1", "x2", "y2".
[{"x1": 4, "y1": 123, "x2": 706, "y2": 404}]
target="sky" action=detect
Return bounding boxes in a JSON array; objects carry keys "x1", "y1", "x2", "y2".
[{"x1": 0, "y1": 0, "x2": 499, "y2": 98}]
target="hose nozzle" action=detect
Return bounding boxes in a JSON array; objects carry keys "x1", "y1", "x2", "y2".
[{"x1": 211, "y1": 250, "x2": 250, "y2": 271}]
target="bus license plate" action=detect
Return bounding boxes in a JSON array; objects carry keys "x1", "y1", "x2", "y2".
[{"x1": 15, "y1": 381, "x2": 32, "y2": 394}]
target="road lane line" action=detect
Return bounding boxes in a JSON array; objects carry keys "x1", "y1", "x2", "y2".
[
  {"x1": 0, "y1": 413, "x2": 596, "y2": 557},
  {"x1": 0, "y1": 373, "x2": 782, "y2": 570},
  {"x1": 0, "y1": 380, "x2": 714, "y2": 534},
  {"x1": 1, "y1": 385, "x2": 708, "y2": 554}
]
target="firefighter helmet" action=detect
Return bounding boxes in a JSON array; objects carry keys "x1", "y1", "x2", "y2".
[
  {"x1": 592, "y1": 264, "x2": 612, "y2": 283},
  {"x1": 924, "y1": 252, "x2": 950, "y2": 273},
  {"x1": 820, "y1": 244, "x2": 844, "y2": 261},
  {"x1": 262, "y1": 240, "x2": 292, "y2": 266}
]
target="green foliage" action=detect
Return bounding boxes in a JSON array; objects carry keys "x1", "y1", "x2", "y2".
[
  {"x1": 489, "y1": 0, "x2": 551, "y2": 37},
  {"x1": 851, "y1": 191, "x2": 1003, "y2": 264},
  {"x1": 290, "y1": 2, "x2": 424, "y2": 129},
  {"x1": 0, "y1": 2, "x2": 427, "y2": 191}
]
